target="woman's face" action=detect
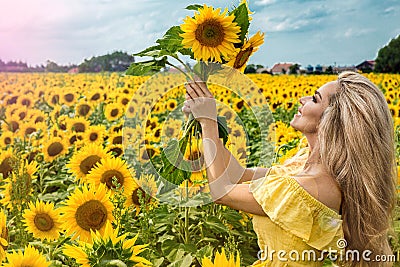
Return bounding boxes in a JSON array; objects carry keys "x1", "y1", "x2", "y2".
[{"x1": 290, "y1": 81, "x2": 337, "y2": 134}]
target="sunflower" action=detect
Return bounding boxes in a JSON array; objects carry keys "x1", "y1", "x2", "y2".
[
  {"x1": 61, "y1": 89, "x2": 78, "y2": 107},
  {"x1": 63, "y1": 221, "x2": 151, "y2": 267},
  {"x1": 105, "y1": 103, "x2": 123, "y2": 121},
  {"x1": 126, "y1": 173, "x2": 157, "y2": 209},
  {"x1": 0, "y1": 209, "x2": 8, "y2": 262},
  {"x1": 0, "y1": 149, "x2": 14, "y2": 179},
  {"x1": 29, "y1": 109, "x2": 46, "y2": 124},
  {"x1": 75, "y1": 101, "x2": 93, "y2": 118},
  {"x1": 108, "y1": 131, "x2": 123, "y2": 146},
  {"x1": 0, "y1": 131, "x2": 14, "y2": 148},
  {"x1": 67, "y1": 143, "x2": 111, "y2": 182},
  {"x1": 2, "y1": 245, "x2": 51, "y2": 267},
  {"x1": 106, "y1": 143, "x2": 124, "y2": 158},
  {"x1": 67, "y1": 132, "x2": 85, "y2": 150},
  {"x1": 66, "y1": 116, "x2": 89, "y2": 133},
  {"x1": 2, "y1": 114, "x2": 20, "y2": 133},
  {"x1": 22, "y1": 200, "x2": 62, "y2": 241},
  {"x1": 180, "y1": 4, "x2": 241, "y2": 62},
  {"x1": 17, "y1": 93, "x2": 35, "y2": 108},
  {"x1": 226, "y1": 31, "x2": 265, "y2": 72},
  {"x1": 125, "y1": 102, "x2": 138, "y2": 118},
  {"x1": 202, "y1": 248, "x2": 240, "y2": 267},
  {"x1": 19, "y1": 122, "x2": 47, "y2": 139},
  {"x1": 165, "y1": 98, "x2": 178, "y2": 111},
  {"x1": 86, "y1": 157, "x2": 136, "y2": 195},
  {"x1": 84, "y1": 125, "x2": 106, "y2": 144},
  {"x1": 43, "y1": 136, "x2": 69, "y2": 162},
  {"x1": 59, "y1": 183, "x2": 114, "y2": 242}
]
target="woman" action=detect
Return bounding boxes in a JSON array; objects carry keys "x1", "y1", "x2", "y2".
[{"x1": 183, "y1": 71, "x2": 397, "y2": 266}]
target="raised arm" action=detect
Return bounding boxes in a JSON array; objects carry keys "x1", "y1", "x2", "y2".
[{"x1": 183, "y1": 80, "x2": 266, "y2": 215}]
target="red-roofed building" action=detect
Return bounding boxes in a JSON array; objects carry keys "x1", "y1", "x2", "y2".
[
  {"x1": 271, "y1": 62, "x2": 294, "y2": 74},
  {"x1": 356, "y1": 60, "x2": 375, "y2": 73}
]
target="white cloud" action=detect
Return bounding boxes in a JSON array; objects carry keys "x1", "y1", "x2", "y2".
[
  {"x1": 254, "y1": 0, "x2": 275, "y2": 6},
  {"x1": 343, "y1": 28, "x2": 375, "y2": 38}
]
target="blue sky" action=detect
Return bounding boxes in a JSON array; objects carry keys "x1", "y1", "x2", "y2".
[{"x1": 1, "y1": 0, "x2": 399, "y2": 68}]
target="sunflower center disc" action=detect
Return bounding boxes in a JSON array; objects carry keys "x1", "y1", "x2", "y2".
[
  {"x1": 90, "y1": 133, "x2": 99, "y2": 141},
  {"x1": 34, "y1": 213, "x2": 54, "y2": 232},
  {"x1": 80, "y1": 155, "x2": 102, "y2": 175},
  {"x1": 195, "y1": 19, "x2": 225, "y2": 47},
  {"x1": 0, "y1": 157, "x2": 13, "y2": 178},
  {"x1": 25, "y1": 127, "x2": 36, "y2": 135},
  {"x1": 22, "y1": 99, "x2": 31, "y2": 106},
  {"x1": 64, "y1": 93, "x2": 74, "y2": 102},
  {"x1": 131, "y1": 188, "x2": 149, "y2": 205},
  {"x1": 75, "y1": 200, "x2": 107, "y2": 231},
  {"x1": 79, "y1": 104, "x2": 91, "y2": 116},
  {"x1": 112, "y1": 136, "x2": 122, "y2": 145},
  {"x1": 9, "y1": 121, "x2": 19, "y2": 132},
  {"x1": 47, "y1": 142, "x2": 64, "y2": 157},
  {"x1": 111, "y1": 109, "x2": 119, "y2": 117},
  {"x1": 91, "y1": 93, "x2": 100, "y2": 101},
  {"x1": 73, "y1": 122, "x2": 85, "y2": 132},
  {"x1": 101, "y1": 170, "x2": 124, "y2": 189}
]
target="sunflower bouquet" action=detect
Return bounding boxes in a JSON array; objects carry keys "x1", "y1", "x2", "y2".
[
  {"x1": 127, "y1": 1, "x2": 264, "y2": 191},
  {"x1": 127, "y1": 1, "x2": 264, "y2": 77}
]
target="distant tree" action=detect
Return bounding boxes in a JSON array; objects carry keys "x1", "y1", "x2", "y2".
[
  {"x1": 244, "y1": 64, "x2": 256, "y2": 74},
  {"x1": 375, "y1": 35, "x2": 400, "y2": 73},
  {"x1": 256, "y1": 64, "x2": 264, "y2": 69},
  {"x1": 289, "y1": 64, "x2": 300, "y2": 74},
  {"x1": 324, "y1": 65, "x2": 333, "y2": 74},
  {"x1": 78, "y1": 51, "x2": 135, "y2": 73}
]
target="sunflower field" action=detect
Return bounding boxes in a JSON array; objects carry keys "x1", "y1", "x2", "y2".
[{"x1": 0, "y1": 72, "x2": 399, "y2": 266}]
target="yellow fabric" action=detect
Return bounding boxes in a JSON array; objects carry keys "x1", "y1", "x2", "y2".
[{"x1": 249, "y1": 148, "x2": 344, "y2": 266}]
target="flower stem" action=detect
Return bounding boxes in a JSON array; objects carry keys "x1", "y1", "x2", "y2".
[{"x1": 165, "y1": 61, "x2": 192, "y2": 81}]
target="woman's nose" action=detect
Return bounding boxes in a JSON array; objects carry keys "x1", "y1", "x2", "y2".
[{"x1": 299, "y1": 96, "x2": 306, "y2": 105}]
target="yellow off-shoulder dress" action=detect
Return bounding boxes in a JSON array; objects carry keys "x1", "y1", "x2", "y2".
[{"x1": 249, "y1": 149, "x2": 344, "y2": 266}]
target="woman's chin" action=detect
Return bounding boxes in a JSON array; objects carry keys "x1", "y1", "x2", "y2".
[{"x1": 290, "y1": 120, "x2": 302, "y2": 133}]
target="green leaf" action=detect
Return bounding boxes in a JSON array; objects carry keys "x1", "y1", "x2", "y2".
[
  {"x1": 168, "y1": 253, "x2": 193, "y2": 267},
  {"x1": 231, "y1": 3, "x2": 250, "y2": 44},
  {"x1": 156, "y1": 26, "x2": 185, "y2": 55},
  {"x1": 217, "y1": 116, "x2": 229, "y2": 145},
  {"x1": 126, "y1": 57, "x2": 168, "y2": 76},
  {"x1": 185, "y1": 4, "x2": 203, "y2": 11},
  {"x1": 196, "y1": 245, "x2": 214, "y2": 261},
  {"x1": 133, "y1": 45, "x2": 162, "y2": 57},
  {"x1": 159, "y1": 137, "x2": 192, "y2": 185},
  {"x1": 153, "y1": 258, "x2": 164, "y2": 267}
]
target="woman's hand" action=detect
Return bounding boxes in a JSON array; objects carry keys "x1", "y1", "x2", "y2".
[{"x1": 182, "y1": 79, "x2": 217, "y2": 126}]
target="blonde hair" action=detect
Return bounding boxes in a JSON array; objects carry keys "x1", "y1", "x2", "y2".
[{"x1": 318, "y1": 72, "x2": 397, "y2": 266}]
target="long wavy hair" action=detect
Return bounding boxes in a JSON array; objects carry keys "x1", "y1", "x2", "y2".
[{"x1": 318, "y1": 71, "x2": 397, "y2": 266}]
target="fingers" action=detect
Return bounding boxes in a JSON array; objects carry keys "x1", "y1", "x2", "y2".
[
  {"x1": 185, "y1": 83, "x2": 198, "y2": 100},
  {"x1": 185, "y1": 79, "x2": 213, "y2": 99}
]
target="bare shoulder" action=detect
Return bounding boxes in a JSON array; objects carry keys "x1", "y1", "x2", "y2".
[{"x1": 293, "y1": 173, "x2": 342, "y2": 213}]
